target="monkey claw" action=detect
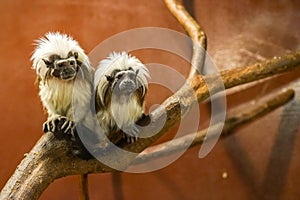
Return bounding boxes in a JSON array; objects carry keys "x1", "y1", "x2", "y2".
[{"x1": 43, "y1": 116, "x2": 75, "y2": 139}]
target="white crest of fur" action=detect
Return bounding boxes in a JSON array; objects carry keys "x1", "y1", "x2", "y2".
[
  {"x1": 95, "y1": 51, "x2": 149, "y2": 106},
  {"x1": 31, "y1": 32, "x2": 91, "y2": 75}
]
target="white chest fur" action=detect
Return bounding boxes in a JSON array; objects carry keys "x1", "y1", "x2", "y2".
[
  {"x1": 39, "y1": 78, "x2": 91, "y2": 121},
  {"x1": 110, "y1": 95, "x2": 143, "y2": 129}
]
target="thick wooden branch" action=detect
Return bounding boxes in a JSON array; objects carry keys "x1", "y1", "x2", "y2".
[
  {"x1": 133, "y1": 89, "x2": 295, "y2": 164},
  {"x1": 0, "y1": 133, "x2": 114, "y2": 200}
]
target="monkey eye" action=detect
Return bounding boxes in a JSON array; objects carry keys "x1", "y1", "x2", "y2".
[
  {"x1": 116, "y1": 74, "x2": 123, "y2": 79},
  {"x1": 69, "y1": 61, "x2": 75, "y2": 66}
]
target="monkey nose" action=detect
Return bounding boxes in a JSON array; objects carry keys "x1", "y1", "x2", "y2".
[
  {"x1": 119, "y1": 81, "x2": 136, "y2": 93},
  {"x1": 61, "y1": 68, "x2": 76, "y2": 80}
]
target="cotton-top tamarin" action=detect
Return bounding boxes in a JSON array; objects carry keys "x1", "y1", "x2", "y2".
[
  {"x1": 31, "y1": 32, "x2": 94, "y2": 136},
  {"x1": 95, "y1": 52, "x2": 150, "y2": 143}
]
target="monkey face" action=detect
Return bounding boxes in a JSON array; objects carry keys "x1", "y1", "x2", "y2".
[
  {"x1": 43, "y1": 52, "x2": 80, "y2": 81},
  {"x1": 106, "y1": 69, "x2": 139, "y2": 95}
]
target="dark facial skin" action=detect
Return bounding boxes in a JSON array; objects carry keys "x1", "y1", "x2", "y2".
[
  {"x1": 106, "y1": 68, "x2": 139, "y2": 95},
  {"x1": 43, "y1": 51, "x2": 80, "y2": 80}
]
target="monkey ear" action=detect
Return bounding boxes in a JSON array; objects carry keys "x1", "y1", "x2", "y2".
[
  {"x1": 135, "y1": 69, "x2": 139, "y2": 76},
  {"x1": 106, "y1": 75, "x2": 114, "y2": 83},
  {"x1": 74, "y1": 52, "x2": 79, "y2": 59},
  {"x1": 43, "y1": 59, "x2": 51, "y2": 67}
]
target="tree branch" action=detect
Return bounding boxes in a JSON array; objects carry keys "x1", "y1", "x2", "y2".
[
  {"x1": 78, "y1": 174, "x2": 89, "y2": 200},
  {"x1": 120, "y1": 50, "x2": 300, "y2": 153},
  {"x1": 133, "y1": 89, "x2": 295, "y2": 164},
  {"x1": 164, "y1": 0, "x2": 207, "y2": 77},
  {"x1": 0, "y1": 132, "x2": 114, "y2": 200}
]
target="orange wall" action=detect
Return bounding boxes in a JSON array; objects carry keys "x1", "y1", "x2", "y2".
[{"x1": 0, "y1": 0, "x2": 300, "y2": 199}]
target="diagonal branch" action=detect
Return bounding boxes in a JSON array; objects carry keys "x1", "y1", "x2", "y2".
[
  {"x1": 133, "y1": 89, "x2": 295, "y2": 164},
  {"x1": 121, "y1": 50, "x2": 300, "y2": 154}
]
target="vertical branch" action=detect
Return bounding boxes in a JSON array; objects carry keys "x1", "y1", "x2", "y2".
[
  {"x1": 112, "y1": 173, "x2": 124, "y2": 200},
  {"x1": 78, "y1": 174, "x2": 89, "y2": 200},
  {"x1": 183, "y1": 0, "x2": 195, "y2": 18},
  {"x1": 164, "y1": 0, "x2": 207, "y2": 78}
]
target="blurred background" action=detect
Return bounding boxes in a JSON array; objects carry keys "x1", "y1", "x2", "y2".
[{"x1": 0, "y1": 0, "x2": 299, "y2": 199}]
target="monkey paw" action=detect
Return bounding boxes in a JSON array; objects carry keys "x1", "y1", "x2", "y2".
[
  {"x1": 43, "y1": 119, "x2": 56, "y2": 133},
  {"x1": 122, "y1": 124, "x2": 140, "y2": 143},
  {"x1": 59, "y1": 117, "x2": 75, "y2": 135},
  {"x1": 43, "y1": 116, "x2": 75, "y2": 137}
]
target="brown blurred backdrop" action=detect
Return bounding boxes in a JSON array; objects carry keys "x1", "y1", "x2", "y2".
[{"x1": 0, "y1": 0, "x2": 299, "y2": 199}]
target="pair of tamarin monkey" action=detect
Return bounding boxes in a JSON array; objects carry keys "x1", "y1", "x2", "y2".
[{"x1": 31, "y1": 32, "x2": 150, "y2": 156}]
